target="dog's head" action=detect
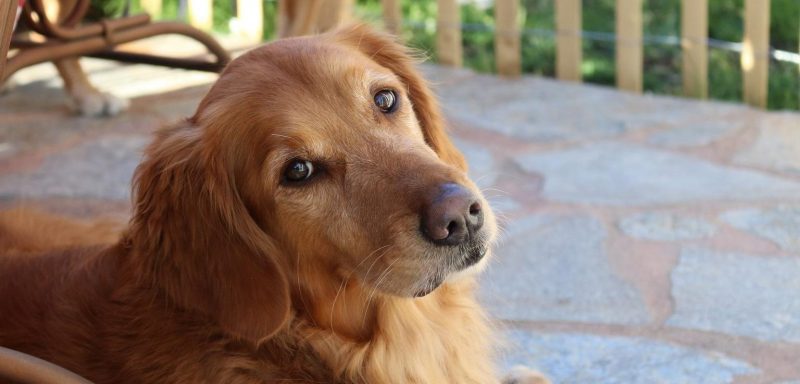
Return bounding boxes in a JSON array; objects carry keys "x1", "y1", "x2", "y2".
[{"x1": 131, "y1": 25, "x2": 496, "y2": 344}]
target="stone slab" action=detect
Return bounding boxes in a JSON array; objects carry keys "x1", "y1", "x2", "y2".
[
  {"x1": 721, "y1": 206, "x2": 800, "y2": 253},
  {"x1": 501, "y1": 329, "x2": 757, "y2": 384},
  {"x1": 619, "y1": 212, "x2": 716, "y2": 241},
  {"x1": 427, "y1": 65, "x2": 756, "y2": 144},
  {"x1": 668, "y1": 247, "x2": 800, "y2": 342},
  {"x1": 435, "y1": 75, "x2": 632, "y2": 142},
  {"x1": 516, "y1": 142, "x2": 800, "y2": 206},
  {"x1": 452, "y1": 137, "x2": 498, "y2": 189},
  {"x1": 733, "y1": 113, "x2": 800, "y2": 174},
  {"x1": 646, "y1": 121, "x2": 741, "y2": 148},
  {"x1": 0, "y1": 135, "x2": 147, "y2": 200},
  {"x1": 480, "y1": 213, "x2": 650, "y2": 325}
]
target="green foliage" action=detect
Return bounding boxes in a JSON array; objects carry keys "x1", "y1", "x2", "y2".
[
  {"x1": 708, "y1": 49, "x2": 743, "y2": 102},
  {"x1": 400, "y1": 1, "x2": 439, "y2": 61},
  {"x1": 261, "y1": 0, "x2": 278, "y2": 40},
  {"x1": 520, "y1": 0, "x2": 555, "y2": 77},
  {"x1": 461, "y1": 3, "x2": 496, "y2": 72},
  {"x1": 771, "y1": 0, "x2": 799, "y2": 52},
  {"x1": 709, "y1": 0, "x2": 743, "y2": 42},
  {"x1": 93, "y1": 0, "x2": 799, "y2": 110}
]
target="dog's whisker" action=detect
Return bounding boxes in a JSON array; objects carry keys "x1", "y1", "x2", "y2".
[
  {"x1": 356, "y1": 244, "x2": 395, "y2": 324},
  {"x1": 362, "y1": 254, "x2": 401, "y2": 326},
  {"x1": 327, "y1": 243, "x2": 391, "y2": 335},
  {"x1": 328, "y1": 276, "x2": 349, "y2": 338},
  {"x1": 493, "y1": 213, "x2": 510, "y2": 225},
  {"x1": 358, "y1": 244, "x2": 392, "y2": 272},
  {"x1": 472, "y1": 173, "x2": 497, "y2": 185},
  {"x1": 481, "y1": 187, "x2": 509, "y2": 195},
  {"x1": 296, "y1": 250, "x2": 318, "y2": 328},
  {"x1": 361, "y1": 245, "x2": 393, "y2": 288}
]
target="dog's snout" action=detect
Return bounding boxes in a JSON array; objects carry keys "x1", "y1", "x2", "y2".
[{"x1": 421, "y1": 183, "x2": 484, "y2": 246}]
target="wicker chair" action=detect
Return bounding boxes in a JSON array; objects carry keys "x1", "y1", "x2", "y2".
[{"x1": 1, "y1": 0, "x2": 230, "y2": 83}]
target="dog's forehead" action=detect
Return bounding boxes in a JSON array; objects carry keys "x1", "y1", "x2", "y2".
[
  {"x1": 260, "y1": 37, "x2": 399, "y2": 88},
  {"x1": 205, "y1": 37, "x2": 424, "y2": 152}
]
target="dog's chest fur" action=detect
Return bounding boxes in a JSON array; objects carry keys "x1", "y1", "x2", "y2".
[{"x1": 290, "y1": 280, "x2": 497, "y2": 384}]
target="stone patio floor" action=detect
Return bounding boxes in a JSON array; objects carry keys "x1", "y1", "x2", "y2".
[{"x1": 2, "y1": 44, "x2": 800, "y2": 384}]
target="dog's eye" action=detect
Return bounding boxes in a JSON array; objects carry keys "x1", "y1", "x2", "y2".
[
  {"x1": 374, "y1": 90, "x2": 397, "y2": 113},
  {"x1": 284, "y1": 159, "x2": 314, "y2": 182}
]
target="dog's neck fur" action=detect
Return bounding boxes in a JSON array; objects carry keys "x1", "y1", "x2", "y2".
[
  {"x1": 289, "y1": 263, "x2": 497, "y2": 383},
  {"x1": 128, "y1": 144, "x2": 497, "y2": 382},
  {"x1": 126, "y1": 222, "x2": 497, "y2": 383}
]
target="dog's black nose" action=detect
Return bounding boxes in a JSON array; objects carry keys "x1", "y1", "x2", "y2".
[{"x1": 421, "y1": 183, "x2": 484, "y2": 246}]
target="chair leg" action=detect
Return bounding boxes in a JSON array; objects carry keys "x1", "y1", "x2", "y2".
[
  {"x1": 1, "y1": 0, "x2": 19, "y2": 82},
  {"x1": 4, "y1": 21, "x2": 231, "y2": 81}
]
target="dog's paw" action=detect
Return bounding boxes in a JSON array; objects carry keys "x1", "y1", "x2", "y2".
[
  {"x1": 69, "y1": 90, "x2": 129, "y2": 117},
  {"x1": 501, "y1": 365, "x2": 550, "y2": 384},
  {"x1": 1, "y1": 78, "x2": 17, "y2": 95}
]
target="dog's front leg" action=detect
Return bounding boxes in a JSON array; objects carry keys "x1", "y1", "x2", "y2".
[{"x1": 54, "y1": 58, "x2": 129, "y2": 117}]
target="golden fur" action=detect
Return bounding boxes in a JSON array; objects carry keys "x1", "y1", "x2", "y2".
[{"x1": 0, "y1": 25, "x2": 546, "y2": 383}]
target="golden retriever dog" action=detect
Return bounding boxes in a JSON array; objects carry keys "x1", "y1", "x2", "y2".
[{"x1": 0, "y1": 25, "x2": 547, "y2": 383}]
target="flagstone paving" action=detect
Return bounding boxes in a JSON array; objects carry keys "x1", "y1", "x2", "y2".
[{"x1": 2, "y1": 51, "x2": 799, "y2": 383}]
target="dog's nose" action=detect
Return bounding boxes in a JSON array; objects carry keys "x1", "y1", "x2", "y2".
[{"x1": 422, "y1": 183, "x2": 484, "y2": 246}]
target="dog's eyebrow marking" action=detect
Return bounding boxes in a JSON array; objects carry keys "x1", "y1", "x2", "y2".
[
  {"x1": 271, "y1": 133, "x2": 293, "y2": 141},
  {"x1": 270, "y1": 133, "x2": 304, "y2": 148},
  {"x1": 271, "y1": 133, "x2": 330, "y2": 161},
  {"x1": 368, "y1": 71, "x2": 397, "y2": 88}
]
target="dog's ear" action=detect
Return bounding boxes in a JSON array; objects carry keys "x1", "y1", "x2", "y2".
[
  {"x1": 130, "y1": 121, "x2": 290, "y2": 344},
  {"x1": 333, "y1": 24, "x2": 467, "y2": 171}
]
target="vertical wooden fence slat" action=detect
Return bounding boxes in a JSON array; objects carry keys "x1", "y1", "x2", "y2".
[
  {"x1": 188, "y1": 0, "x2": 213, "y2": 31},
  {"x1": 681, "y1": 0, "x2": 707, "y2": 98},
  {"x1": 742, "y1": 0, "x2": 770, "y2": 108},
  {"x1": 436, "y1": 0, "x2": 462, "y2": 67},
  {"x1": 494, "y1": 0, "x2": 520, "y2": 76},
  {"x1": 236, "y1": 0, "x2": 263, "y2": 43},
  {"x1": 140, "y1": 0, "x2": 162, "y2": 18},
  {"x1": 381, "y1": 0, "x2": 402, "y2": 35},
  {"x1": 615, "y1": 0, "x2": 642, "y2": 93},
  {"x1": 555, "y1": 0, "x2": 582, "y2": 82}
]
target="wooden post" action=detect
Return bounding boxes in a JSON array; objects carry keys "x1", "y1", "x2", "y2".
[
  {"x1": 494, "y1": 0, "x2": 520, "y2": 76},
  {"x1": 615, "y1": 0, "x2": 642, "y2": 93},
  {"x1": 555, "y1": 0, "x2": 582, "y2": 82},
  {"x1": 381, "y1": 0, "x2": 402, "y2": 35},
  {"x1": 681, "y1": 0, "x2": 707, "y2": 98},
  {"x1": 742, "y1": 0, "x2": 770, "y2": 108},
  {"x1": 236, "y1": 0, "x2": 263, "y2": 43},
  {"x1": 188, "y1": 0, "x2": 213, "y2": 31},
  {"x1": 140, "y1": 0, "x2": 162, "y2": 18},
  {"x1": 436, "y1": 0, "x2": 462, "y2": 67}
]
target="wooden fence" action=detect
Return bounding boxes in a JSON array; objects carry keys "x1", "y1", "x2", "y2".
[{"x1": 145, "y1": 0, "x2": 777, "y2": 109}]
